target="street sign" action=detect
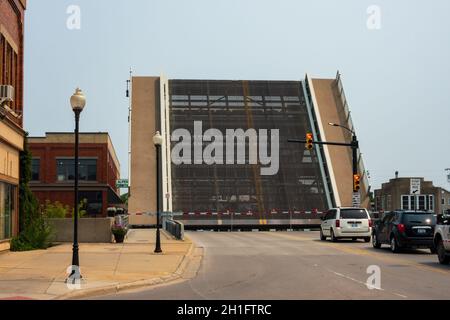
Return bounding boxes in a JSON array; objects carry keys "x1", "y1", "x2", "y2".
[
  {"x1": 116, "y1": 179, "x2": 129, "y2": 189},
  {"x1": 352, "y1": 192, "x2": 361, "y2": 208},
  {"x1": 410, "y1": 178, "x2": 421, "y2": 195}
]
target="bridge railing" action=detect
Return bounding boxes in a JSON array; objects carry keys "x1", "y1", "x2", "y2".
[{"x1": 164, "y1": 219, "x2": 185, "y2": 240}]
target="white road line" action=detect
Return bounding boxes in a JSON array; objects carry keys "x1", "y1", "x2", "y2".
[{"x1": 326, "y1": 267, "x2": 408, "y2": 298}]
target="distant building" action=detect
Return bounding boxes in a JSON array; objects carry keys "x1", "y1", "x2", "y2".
[
  {"x1": 374, "y1": 174, "x2": 450, "y2": 214},
  {"x1": 128, "y1": 72, "x2": 370, "y2": 225},
  {"x1": 0, "y1": 0, "x2": 26, "y2": 250},
  {"x1": 29, "y1": 133, "x2": 122, "y2": 217}
]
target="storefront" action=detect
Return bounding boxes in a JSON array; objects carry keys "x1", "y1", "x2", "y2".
[{"x1": 0, "y1": 182, "x2": 16, "y2": 241}]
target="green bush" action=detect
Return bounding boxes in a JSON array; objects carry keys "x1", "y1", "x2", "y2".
[
  {"x1": 12, "y1": 134, "x2": 54, "y2": 252},
  {"x1": 10, "y1": 216, "x2": 53, "y2": 252},
  {"x1": 70, "y1": 199, "x2": 88, "y2": 218},
  {"x1": 42, "y1": 200, "x2": 69, "y2": 219}
]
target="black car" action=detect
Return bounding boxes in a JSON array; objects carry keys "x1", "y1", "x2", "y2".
[{"x1": 372, "y1": 210, "x2": 436, "y2": 253}]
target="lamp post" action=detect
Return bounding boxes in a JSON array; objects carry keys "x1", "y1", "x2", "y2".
[
  {"x1": 328, "y1": 122, "x2": 358, "y2": 177},
  {"x1": 328, "y1": 123, "x2": 360, "y2": 196},
  {"x1": 69, "y1": 88, "x2": 86, "y2": 279},
  {"x1": 153, "y1": 131, "x2": 163, "y2": 253}
]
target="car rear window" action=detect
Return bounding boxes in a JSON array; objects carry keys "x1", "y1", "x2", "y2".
[
  {"x1": 339, "y1": 209, "x2": 368, "y2": 219},
  {"x1": 402, "y1": 213, "x2": 436, "y2": 224}
]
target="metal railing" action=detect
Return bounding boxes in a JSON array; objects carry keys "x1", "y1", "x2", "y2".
[
  {"x1": 335, "y1": 71, "x2": 370, "y2": 191},
  {"x1": 164, "y1": 219, "x2": 184, "y2": 240}
]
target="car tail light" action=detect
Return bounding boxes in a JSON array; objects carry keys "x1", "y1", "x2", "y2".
[
  {"x1": 335, "y1": 220, "x2": 340, "y2": 228},
  {"x1": 369, "y1": 219, "x2": 373, "y2": 227},
  {"x1": 397, "y1": 224, "x2": 406, "y2": 233}
]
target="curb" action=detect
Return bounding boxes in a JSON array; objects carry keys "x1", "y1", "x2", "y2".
[{"x1": 55, "y1": 238, "x2": 199, "y2": 300}]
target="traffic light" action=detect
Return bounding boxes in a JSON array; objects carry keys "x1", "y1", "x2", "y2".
[
  {"x1": 306, "y1": 133, "x2": 313, "y2": 150},
  {"x1": 353, "y1": 174, "x2": 361, "y2": 192}
]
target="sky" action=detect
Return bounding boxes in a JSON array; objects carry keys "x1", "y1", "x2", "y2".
[{"x1": 24, "y1": 0, "x2": 450, "y2": 191}]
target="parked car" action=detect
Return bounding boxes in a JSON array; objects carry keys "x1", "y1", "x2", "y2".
[
  {"x1": 372, "y1": 210, "x2": 436, "y2": 253},
  {"x1": 320, "y1": 208, "x2": 372, "y2": 242},
  {"x1": 434, "y1": 214, "x2": 450, "y2": 264}
]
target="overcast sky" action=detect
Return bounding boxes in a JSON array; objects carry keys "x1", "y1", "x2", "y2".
[{"x1": 24, "y1": 0, "x2": 450, "y2": 191}]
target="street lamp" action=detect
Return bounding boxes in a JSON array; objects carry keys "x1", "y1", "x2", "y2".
[
  {"x1": 153, "y1": 131, "x2": 163, "y2": 253},
  {"x1": 69, "y1": 88, "x2": 86, "y2": 279},
  {"x1": 328, "y1": 122, "x2": 359, "y2": 186}
]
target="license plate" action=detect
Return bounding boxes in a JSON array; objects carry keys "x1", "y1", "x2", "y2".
[
  {"x1": 351, "y1": 224, "x2": 358, "y2": 228},
  {"x1": 417, "y1": 229, "x2": 426, "y2": 234}
]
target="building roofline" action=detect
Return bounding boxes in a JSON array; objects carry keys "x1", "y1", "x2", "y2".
[{"x1": 28, "y1": 132, "x2": 121, "y2": 173}]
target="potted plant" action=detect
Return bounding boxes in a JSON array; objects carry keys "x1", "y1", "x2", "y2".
[{"x1": 111, "y1": 223, "x2": 127, "y2": 243}]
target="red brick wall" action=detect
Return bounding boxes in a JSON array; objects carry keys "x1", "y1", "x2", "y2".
[
  {"x1": 30, "y1": 143, "x2": 112, "y2": 184},
  {"x1": 29, "y1": 142, "x2": 120, "y2": 216},
  {"x1": 0, "y1": 0, "x2": 25, "y2": 125}
]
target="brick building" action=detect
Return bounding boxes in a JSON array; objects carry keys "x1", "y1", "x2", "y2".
[
  {"x1": 29, "y1": 133, "x2": 123, "y2": 217},
  {"x1": 0, "y1": 0, "x2": 26, "y2": 250},
  {"x1": 374, "y1": 173, "x2": 450, "y2": 215}
]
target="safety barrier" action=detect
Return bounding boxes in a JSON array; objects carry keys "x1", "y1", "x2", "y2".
[{"x1": 164, "y1": 219, "x2": 185, "y2": 240}]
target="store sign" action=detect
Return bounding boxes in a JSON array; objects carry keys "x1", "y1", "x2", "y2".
[
  {"x1": 116, "y1": 179, "x2": 129, "y2": 189},
  {"x1": 410, "y1": 178, "x2": 421, "y2": 195}
]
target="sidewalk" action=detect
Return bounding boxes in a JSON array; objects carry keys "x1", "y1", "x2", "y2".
[{"x1": 0, "y1": 229, "x2": 201, "y2": 300}]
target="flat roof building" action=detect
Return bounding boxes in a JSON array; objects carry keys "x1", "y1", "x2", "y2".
[
  {"x1": 129, "y1": 72, "x2": 370, "y2": 226},
  {"x1": 29, "y1": 133, "x2": 122, "y2": 217},
  {"x1": 374, "y1": 174, "x2": 450, "y2": 215}
]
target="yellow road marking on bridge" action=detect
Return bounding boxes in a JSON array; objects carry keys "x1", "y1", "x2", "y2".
[{"x1": 267, "y1": 232, "x2": 450, "y2": 276}]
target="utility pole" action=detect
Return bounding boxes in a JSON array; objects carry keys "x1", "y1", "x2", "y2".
[
  {"x1": 288, "y1": 123, "x2": 361, "y2": 207},
  {"x1": 126, "y1": 68, "x2": 132, "y2": 198}
]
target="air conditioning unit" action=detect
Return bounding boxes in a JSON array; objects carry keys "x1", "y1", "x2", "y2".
[{"x1": 0, "y1": 85, "x2": 14, "y2": 103}]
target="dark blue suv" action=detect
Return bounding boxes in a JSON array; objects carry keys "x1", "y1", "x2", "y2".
[{"x1": 372, "y1": 210, "x2": 436, "y2": 253}]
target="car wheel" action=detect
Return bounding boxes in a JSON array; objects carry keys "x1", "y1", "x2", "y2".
[
  {"x1": 437, "y1": 240, "x2": 450, "y2": 265},
  {"x1": 372, "y1": 233, "x2": 381, "y2": 249},
  {"x1": 364, "y1": 237, "x2": 371, "y2": 243},
  {"x1": 320, "y1": 228, "x2": 326, "y2": 241},
  {"x1": 429, "y1": 246, "x2": 437, "y2": 254},
  {"x1": 330, "y1": 229, "x2": 338, "y2": 242},
  {"x1": 390, "y1": 236, "x2": 400, "y2": 253}
]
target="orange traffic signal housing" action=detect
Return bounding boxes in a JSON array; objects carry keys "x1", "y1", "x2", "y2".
[
  {"x1": 353, "y1": 174, "x2": 361, "y2": 192},
  {"x1": 306, "y1": 133, "x2": 313, "y2": 150}
]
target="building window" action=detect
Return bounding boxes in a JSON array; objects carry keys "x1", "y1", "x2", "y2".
[
  {"x1": 401, "y1": 195, "x2": 434, "y2": 211},
  {"x1": 0, "y1": 182, "x2": 15, "y2": 240},
  {"x1": 31, "y1": 158, "x2": 40, "y2": 181},
  {"x1": 79, "y1": 191, "x2": 103, "y2": 216},
  {"x1": 56, "y1": 158, "x2": 97, "y2": 182},
  {"x1": 0, "y1": 34, "x2": 20, "y2": 111},
  {"x1": 401, "y1": 195, "x2": 409, "y2": 210},
  {"x1": 448, "y1": 198, "x2": 450, "y2": 206},
  {"x1": 428, "y1": 195, "x2": 434, "y2": 212}
]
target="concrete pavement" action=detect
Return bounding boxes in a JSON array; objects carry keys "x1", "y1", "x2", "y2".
[
  {"x1": 95, "y1": 231, "x2": 450, "y2": 300},
  {"x1": 0, "y1": 229, "x2": 201, "y2": 300}
]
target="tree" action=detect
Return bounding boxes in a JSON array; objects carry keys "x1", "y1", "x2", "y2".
[
  {"x1": 120, "y1": 193, "x2": 129, "y2": 205},
  {"x1": 11, "y1": 133, "x2": 52, "y2": 251},
  {"x1": 18, "y1": 132, "x2": 39, "y2": 231}
]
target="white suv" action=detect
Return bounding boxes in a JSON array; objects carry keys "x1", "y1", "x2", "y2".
[
  {"x1": 320, "y1": 207, "x2": 372, "y2": 242},
  {"x1": 434, "y1": 214, "x2": 450, "y2": 265}
]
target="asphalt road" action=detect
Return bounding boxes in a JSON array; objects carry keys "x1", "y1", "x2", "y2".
[{"x1": 93, "y1": 231, "x2": 450, "y2": 300}]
